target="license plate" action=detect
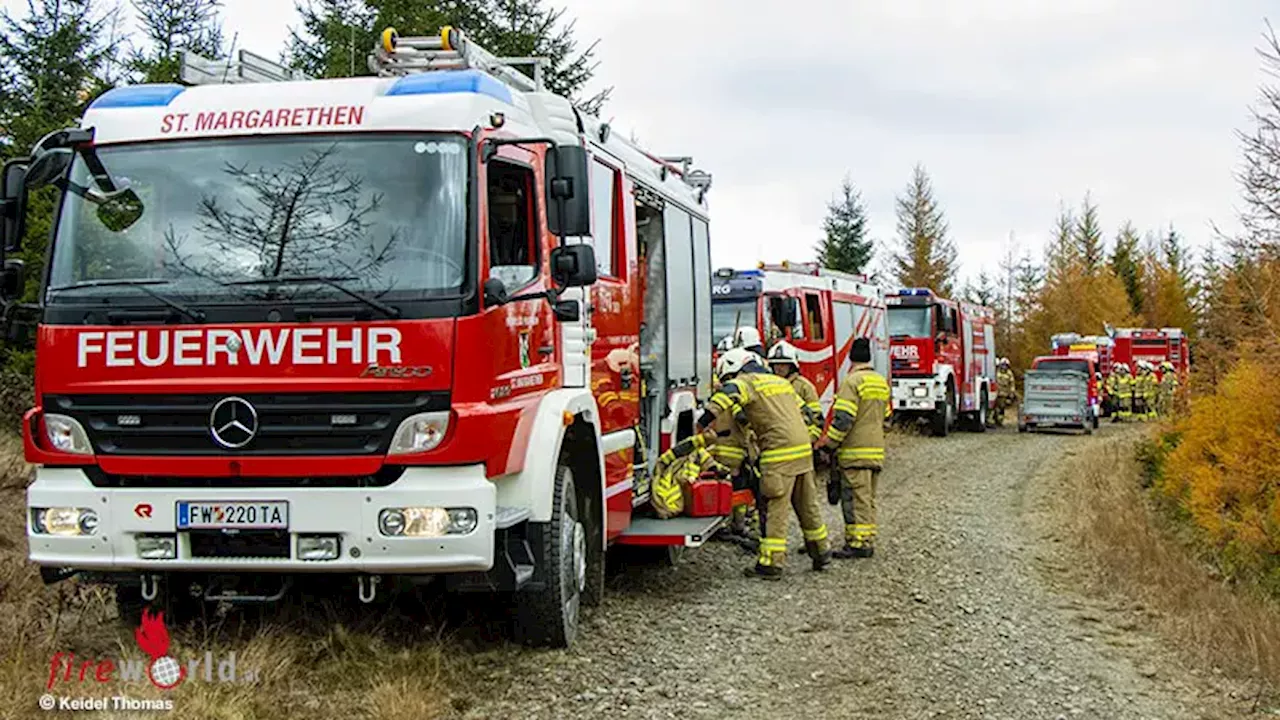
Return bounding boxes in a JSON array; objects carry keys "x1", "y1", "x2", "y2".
[{"x1": 176, "y1": 501, "x2": 288, "y2": 530}]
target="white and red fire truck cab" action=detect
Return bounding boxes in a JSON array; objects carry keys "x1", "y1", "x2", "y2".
[
  {"x1": 886, "y1": 288, "x2": 997, "y2": 436},
  {"x1": 710, "y1": 261, "x2": 889, "y2": 412},
  {"x1": 2, "y1": 28, "x2": 720, "y2": 648}
]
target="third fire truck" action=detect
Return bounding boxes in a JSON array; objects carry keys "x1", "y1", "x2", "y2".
[
  {"x1": 886, "y1": 288, "x2": 997, "y2": 436},
  {"x1": 710, "y1": 261, "x2": 889, "y2": 412},
  {"x1": 2, "y1": 26, "x2": 723, "y2": 649}
]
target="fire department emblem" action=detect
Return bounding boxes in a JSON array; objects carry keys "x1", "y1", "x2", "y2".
[
  {"x1": 136, "y1": 608, "x2": 187, "y2": 690},
  {"x1": 518, "y1": 330, "x2": 531, "y2": 368}
]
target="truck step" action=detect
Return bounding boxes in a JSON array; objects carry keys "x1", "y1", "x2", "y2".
[
  {"x1": 616, "y1": 516, "x2": 725, "y2": 548},
  {"x1": 495, "y1": 506, "x2": 531, "y2": 529}
]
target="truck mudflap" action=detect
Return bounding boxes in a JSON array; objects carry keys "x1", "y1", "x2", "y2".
[
  {"x1": 26, "y1": 464, "x2": 498, "y2": 574},
  {"x1": 615, "y1": 516, "x2": 726, "y2": 547}
]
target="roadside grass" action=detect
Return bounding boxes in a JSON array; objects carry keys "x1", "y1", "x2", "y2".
[
  {"x1": 1059, "y1": 430, "x2": 1280, "y2": 700},
  {"x1": 0, "y1": 432, "x2": 499, "y2": 720}
]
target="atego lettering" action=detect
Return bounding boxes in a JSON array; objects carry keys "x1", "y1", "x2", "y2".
[{"x1": 76, "y1": 328, "x2": 402, "y2": 368}]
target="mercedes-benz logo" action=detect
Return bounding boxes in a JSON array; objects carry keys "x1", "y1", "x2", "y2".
[{"x1": 209, "y1": 396, "x2": 259, "y2": 449}]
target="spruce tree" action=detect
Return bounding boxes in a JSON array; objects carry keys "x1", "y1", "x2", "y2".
[
  {"x1": 1074, "y1": 193, "x2": 1104, "y2": 274},
  {"x1": 289, "y1": 0, "x2": 374, "y2": 78},
  {"x1": 1110, "y1": 221, "x2": 1144, "y2": 316},
  {"x1": 127, "y1": 0, "x2": 224, "y2": 82},
  {"x1": 892, "y1": 163, "x2": 957, "y2": 294},
  {"x1": 814, "y1": 175, "x2": 872, "y2": 274}
]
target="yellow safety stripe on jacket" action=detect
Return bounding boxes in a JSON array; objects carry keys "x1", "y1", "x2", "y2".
[
  {"x1": 827, "y1": 397, "x2": 858, "y2": 443},
  {"x1": 856, "y1": 374, "x2": 891, "y2": 399},
  {"x1": 658, "y1": 432, "x2": 707, "y2": 466},
  {"x1": 758, "y1": 536, "x2": 788, "y2": 566},
  {"x1": 710, "y1": 444, "x2": 746, "y2": 461},
  {"x1": 837, "y1": 447, "x2": 886, "y2": 462},
  {"x1": 758, "y1": 443, "x2": 811, "y2": 465}
]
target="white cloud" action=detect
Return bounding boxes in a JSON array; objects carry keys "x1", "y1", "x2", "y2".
[{"x1": 3, "y1": 0, "x2": 1271, "y2": 285}]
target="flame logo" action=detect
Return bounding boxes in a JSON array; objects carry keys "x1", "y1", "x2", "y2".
[{"x1": 135, "y1": 607, "x2": 186, "y2": 690}]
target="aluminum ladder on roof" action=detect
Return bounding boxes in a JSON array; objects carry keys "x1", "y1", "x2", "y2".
[
  {"x1": 179, "y1": 49, "x2": 311, "y2": 85},
  {"x1": 367, "y1": 26, "x2": 548, "y2": 94}
]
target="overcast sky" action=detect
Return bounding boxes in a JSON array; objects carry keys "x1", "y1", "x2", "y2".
[{"x1": 6, "y1": 0, "x2": 1271, "y2": 283}]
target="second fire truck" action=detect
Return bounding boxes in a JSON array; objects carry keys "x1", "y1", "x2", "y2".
[
  {"x1": 710, "y1": 261, "x2": 889, "y2": 413},
  {"x1": 886, "y1": 288, "x2": 997, "y2": 436}
]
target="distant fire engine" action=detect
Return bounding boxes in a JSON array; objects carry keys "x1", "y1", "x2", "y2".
[
  {"x1": 886, "y1": 288, "x2": 997, "y2": 436},
  {"x1": 710, "y1": 261, "x2": 889, "y2": 411},
  {"x1": 0, "y1": 26, "x2": 723, "y2": 648}
]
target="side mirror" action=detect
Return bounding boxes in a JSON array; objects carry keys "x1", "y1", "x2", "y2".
[
  {"x1": 0, "y1": 160, "x2": 29, "y2": 253},
  {"x1": 0, "y1": 259, "x2": 25, "y2": 300},
  {"x1": 550, "y1": 244, "x2": 597, "y2": 288},
  {"x1": 483, "y1": 277, "x2": 508, "y2": 306},
  {"x1": 24, "y1": 147, "x2": 73, "y2": 188},
  {"x1": 553, "y1": 299, "x2": 580, "y2": 322},
  {"x1": 96, "y1": 187, "x2": 144, "y2": 232},
  {"x1": 545, "y1": 144, "x2": 591, "y2": 237}
]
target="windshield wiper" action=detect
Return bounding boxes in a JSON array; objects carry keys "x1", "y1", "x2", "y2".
[
  {"x1": 47, "y1": 279, "x2": 206, "y2": 323},
  {"x1": 225, "y1": 275, "x2": 401, "y2": 319}
]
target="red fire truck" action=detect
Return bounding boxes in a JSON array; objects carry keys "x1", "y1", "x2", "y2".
[
  {"x1": 710, "y1": 260, "x2": 889, "y2": 412},
  {"x1": 0, "y1": 27, "x2": 725, "y2": 648},
  {"x1": 1110, "y1": 327, "x2": 1189, "y2": 380},
  {"x1": 886, "y1": 288, "x2": 997, "y2": 436}
]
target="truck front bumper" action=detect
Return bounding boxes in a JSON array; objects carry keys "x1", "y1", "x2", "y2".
[
  {"x1": 891, "y1": 377, "x2": 942, "y2": 412},
  {"x1": 26, "y1": 465, "x2": 497, "y2": 573}
]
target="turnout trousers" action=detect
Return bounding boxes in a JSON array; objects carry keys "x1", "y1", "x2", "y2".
[
  {"x1": 840, "y1": 467, "x2": 880, "y2": 549},
  {"x1": 756, "y1": 466, "x2": 830, "y2": 568}
]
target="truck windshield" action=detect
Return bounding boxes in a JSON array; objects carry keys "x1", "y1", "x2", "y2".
[
  {"x1": 46, "y1": 133, "x2": 468, "y2": 307},
  {"x1": 712, "y1": 299, "x2": 756, "y2": 345},
  {"x1": 888, "y1": 306, "x2": 932, "y2": 338}
]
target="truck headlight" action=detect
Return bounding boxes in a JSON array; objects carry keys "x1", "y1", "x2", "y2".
[
  {"x1": 136, "y1": 534, "x2": 177, "y2": 559},
  {"x1": 378, "y1": 507, "x2": 478, "y2": 537},
  {"x1": 31, "y1": 507, "x2": 99, "y2": 536},
  {"x1": 43, "y1": 414, "x2": 93, "y2": 455},
  {"x1": 911, "y1": 387, "x2": 928, "y2": 398},
  {"x1": 388, "y1": 411, "x2": 450, "y2": 455}
]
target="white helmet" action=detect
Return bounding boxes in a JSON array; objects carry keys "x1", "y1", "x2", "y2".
[
  {"x1": 997, "y1": 357, "x2": 1010, "y2": 368},
  {"x1": 733, "y1": 326, "x2": 763, "y2": 350},
  {"x1": 766, "y1": 340, "x2": 800, "y2": 367},
  {"x1": 715, "y1": 336, "x2": 733, "y2": 352},
  {"x1": 716, "y1": 347, "x2": 756, "y2": 379}
]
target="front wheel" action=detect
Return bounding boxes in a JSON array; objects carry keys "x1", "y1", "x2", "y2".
[
  {"x1": 516, "y1": 463, "x2": 586, "y2": 648},
  {"x1": 973, "y1": 389, "x2": 989, "y2": 433},
  {"x1": 932, "y1": 385, "x2": 955, "y2": 437}
]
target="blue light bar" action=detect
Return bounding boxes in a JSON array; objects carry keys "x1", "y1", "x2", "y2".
[
  {"x1": 89, "y1": 84, "x2": 187, "y2": 109},
  {"x1": 894, "y1": 288, "x2": 931, "y2": 296},
  {"x1": 737, "y1": 269, "x2": 764, "y2": 277},
  {"x1": 386, "y1": 69, "x2": 512, "y2": 104}
]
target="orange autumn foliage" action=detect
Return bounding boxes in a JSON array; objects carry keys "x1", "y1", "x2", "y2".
[{"x1": 1159, "y1": 359, "x2": 1280, "y2": 590}]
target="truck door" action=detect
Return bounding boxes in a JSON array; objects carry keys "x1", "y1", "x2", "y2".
[
  {"x1": 586, "y1": 155, "x2": 638, "y2": 437},
  {"x1": 960, "y1": 312, "x2": 975, "y2": 411},
  {"x1": 794, "y1": 290, "x2": 835, "y2": 401}
]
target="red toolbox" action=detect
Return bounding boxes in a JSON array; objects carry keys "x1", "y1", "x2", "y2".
[{"x1": 684, "y1": 478, "x2": 732, "y2": 517}]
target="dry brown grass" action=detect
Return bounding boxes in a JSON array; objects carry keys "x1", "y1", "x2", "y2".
[
  {"x1": 0, "y1": 433, "x2": 496, "y2": 720},
  {"x1": 1055, "y1": 430, "x2": 1280, "y2": 697}
]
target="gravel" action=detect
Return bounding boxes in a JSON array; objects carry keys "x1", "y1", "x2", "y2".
[{"x1": 457, "y1": 427, "x2": 1252, "y2": 719}]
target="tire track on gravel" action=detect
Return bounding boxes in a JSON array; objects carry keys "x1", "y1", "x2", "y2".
[{"x1": 458, "y1": 428, "x2": 1246, "y2": 720}]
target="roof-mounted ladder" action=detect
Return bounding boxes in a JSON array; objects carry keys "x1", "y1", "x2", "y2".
[
  {"x1": 368, "y1": 26, "x2": 549, "y2": 95},
  {"x1": 179, "y1": 49, "x2": 311, "y2": 85}
]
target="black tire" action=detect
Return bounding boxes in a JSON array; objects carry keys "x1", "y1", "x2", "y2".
[
  {"x1": 973, "y1": 388, "x2": 989, "y2": 433},
  {"x1": 516, "y1": 462, "x2": 586, "y2": 648},
  {"x1": 659, "y1": 545, "x2": 686, "y2": 567},
  {"x1": 932, "y1": 384, "x2": 955, "y2": 437}
]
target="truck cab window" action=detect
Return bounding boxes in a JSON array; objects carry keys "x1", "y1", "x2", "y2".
[
  {"x1": 487, "y1": 161, "x2": 537, "y2": 289},
  {"x1": 805, "y1": 293, "x2": 824, "y2": 341}
]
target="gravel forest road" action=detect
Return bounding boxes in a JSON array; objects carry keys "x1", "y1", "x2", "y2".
[{"x1": 459, "y1": 427, "x2": 1251, "y2": 720}]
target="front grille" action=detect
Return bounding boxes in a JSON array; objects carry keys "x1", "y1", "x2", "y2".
[
  {"x1": 189, "y1": 530, "x2": 291, "y2": 559},
  {"x1": 83, "y1": 466, "x2": 406, "y2": 488},
  {"x1": 45, "y1": 392, "x2": 449, "y2": 456}
]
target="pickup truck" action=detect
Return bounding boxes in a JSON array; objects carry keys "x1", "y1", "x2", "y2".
[{"x1": 1018, "y1": 361, "x2": 1097, "y2": 434}]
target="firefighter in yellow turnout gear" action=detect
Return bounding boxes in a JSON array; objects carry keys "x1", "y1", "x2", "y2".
[
  {"x1": 1135, "y1": 361, "x2": 1157, "y2": 421},
  {"x1": 1157, "y1": 361, "x2": 1179, "y2": 417},
  {"x1": 1111, "y1": 363, "x2": 1133, "y2": 421},
  {"x1": 994, "y1": 358, "x2": 1017, "y2": 426},
  {"x1": 696, "y1": 348, "x2": 832, "y2": 579},
  {"x1": 816, "y1": 338, "x2": 890, "y2": 558},
  {"x1": 766, "y1": 341, "x2": 823, "y2": 443}
]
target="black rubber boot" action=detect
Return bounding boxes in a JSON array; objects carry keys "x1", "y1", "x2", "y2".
[
  {"x1": 832, "y1": 544, "x2": 861, "y2": 560},
  {"x1": 806, "y1": 541, "x2": 832, "y2": 572},
  {"x1": 851, "y1": 546, "x2": 874, "y2": 558},
  {"x1": 742, "y1": 563, "x2": 783, "y2": 580}
]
